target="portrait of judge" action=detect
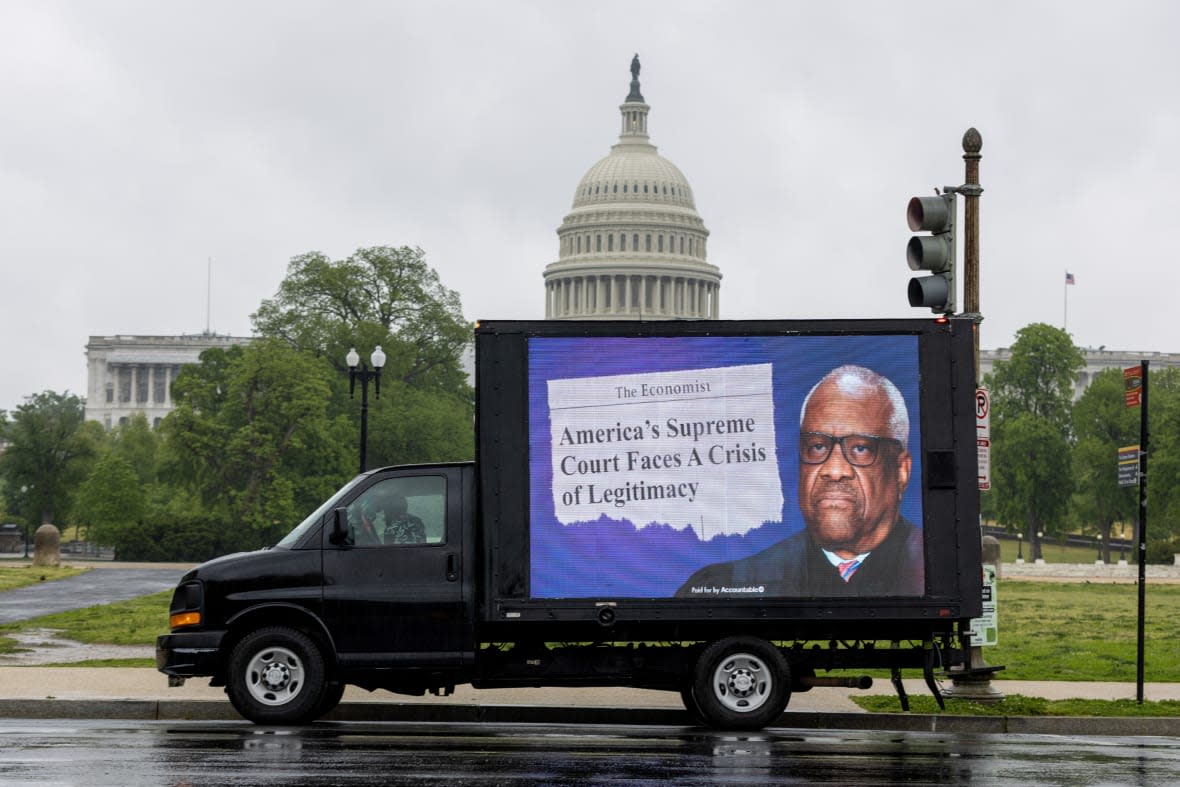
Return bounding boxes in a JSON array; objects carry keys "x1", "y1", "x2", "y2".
[{"x1": 676, "y1": 364, "x2": 924, "y2": 597}]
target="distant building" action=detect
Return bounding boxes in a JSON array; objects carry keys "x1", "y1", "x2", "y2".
[
  {"x1": 84, "y1": 333, "x2": 251, "y2": 429},
  {"x1": 542, "y1": 55, "x2": 721, "y2": 319},
  {"x1": 980, "y1": 347, "x2": 1180, "y2": 399}
]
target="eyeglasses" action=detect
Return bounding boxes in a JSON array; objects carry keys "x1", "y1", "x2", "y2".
[{"x1": 798, "y1": 432, "x2": 902, "y2": 467}]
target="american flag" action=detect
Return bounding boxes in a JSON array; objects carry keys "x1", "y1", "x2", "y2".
[{"x1": 1065, "y1": 272, "x2": 1076, "y2": 285}]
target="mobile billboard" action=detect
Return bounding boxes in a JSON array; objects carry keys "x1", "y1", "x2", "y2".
[{"x1": 525, "y1": 332, "x2": 924, "y2": 599}]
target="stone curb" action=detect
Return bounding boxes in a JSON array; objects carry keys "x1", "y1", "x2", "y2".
[{"x1": 1, "y1": 699, "x2": 1176, "y2": 736}]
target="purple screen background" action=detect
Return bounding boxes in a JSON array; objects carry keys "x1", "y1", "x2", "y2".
[{"x1": 527, "y1": 334, "x2": 922, "y2": 598}]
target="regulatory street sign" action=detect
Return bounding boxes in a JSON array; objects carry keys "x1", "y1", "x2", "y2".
[{"x1": 977, "y1": 388, "x2": 991, "y2": 490}]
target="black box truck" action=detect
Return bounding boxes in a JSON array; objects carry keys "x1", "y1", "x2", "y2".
[{"x1": 157, "y1": 318, "x2": 983, "y2": 729}]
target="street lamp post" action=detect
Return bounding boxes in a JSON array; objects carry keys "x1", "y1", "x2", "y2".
[
  {"x1": 1096, "y1": 534, "x2": 1104, "y2": 564},
  {"x1": 20, "y1": 485, "x2": 29, "y2": 559},
  {"x1": 346, "y1": 346, "x2": 386, "y2": 474},
  {"x1": 1016, "y1": 532, "x2": 1023, "y2": 562}
]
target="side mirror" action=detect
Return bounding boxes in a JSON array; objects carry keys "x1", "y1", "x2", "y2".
[{"x1": 329, "y1": 507, "x2": 350, "y2": 546}]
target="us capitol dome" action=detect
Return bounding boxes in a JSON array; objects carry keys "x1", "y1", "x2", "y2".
[{"x1": 543, "y1": 55, "x2": 721, "y2": 319}]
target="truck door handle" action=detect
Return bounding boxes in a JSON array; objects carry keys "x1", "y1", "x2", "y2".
[{"x1": 446, "y1": 553, "x2": 458, "y2": 582}]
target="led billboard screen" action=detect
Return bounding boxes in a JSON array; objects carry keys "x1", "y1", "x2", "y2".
[{"x1": 527, "y1": 334, "x2": 925, "y2": 599}]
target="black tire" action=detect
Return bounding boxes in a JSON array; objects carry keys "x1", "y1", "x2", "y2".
[
  {"x1": 226, "y1": 626, "x2": 327, "y2": 725},
  {"x1": 680, "y1": 685, "x2": 705, "y2": 724},
  {"x1": 314, "y1": 680, "x2": 346, "y2": 719},
  {"x1": 692, "y1": 637, "x2": 790, "y2": 730}
]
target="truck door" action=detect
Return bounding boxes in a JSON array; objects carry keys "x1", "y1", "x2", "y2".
[{"x1": 322, "y1": 467, "x2": 470, "y2": 667}]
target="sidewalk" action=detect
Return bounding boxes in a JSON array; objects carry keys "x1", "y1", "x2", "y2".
[
  {"x1": 7, "y1": 668, "x2": 1180, "y2": 706},
  {"x1": 2, "y1": 667, "x2": 1178, "y2": 736},
  {"x1": 1001, "y1": 560, "x2": 1180, "y2": 583}
]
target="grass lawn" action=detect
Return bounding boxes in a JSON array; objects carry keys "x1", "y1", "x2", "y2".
[
  {"x1": 0, "y1": 590, "x2": 169, "y2": 661},
  {"x1": 984, "y1": 581, "x2": 1180, "y2": 682},
  {"x1": 0, "y1": 565, "x2": 87, "y2": 592},
  {"x1": 854, "y1": 694, "x2": 1180, "y2": 717}
]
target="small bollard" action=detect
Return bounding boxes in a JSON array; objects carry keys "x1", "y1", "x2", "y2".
[{"x1": 33, "y1": 524, "x2": 62, "y2": 567}]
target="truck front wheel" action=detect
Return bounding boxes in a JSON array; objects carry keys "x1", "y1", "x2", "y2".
[
  {"x1": 227, "y1": 627, "x2": 327, "y2": 725},
  {"x1": 692, "y1": 637, "x2": 790, "y2": 730}
]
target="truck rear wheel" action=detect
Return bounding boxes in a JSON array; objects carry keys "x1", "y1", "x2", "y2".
[
  {"x1": 692, "y1": 636, "x2": 790, "y2": 730},
  {"x1": 227, "y1": 627, "x2": 327, "y2": 725}
]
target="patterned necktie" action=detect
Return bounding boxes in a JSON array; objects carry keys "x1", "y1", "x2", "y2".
[{"x1": 837, "y1": 559, "x2": 861, "y2": 582}]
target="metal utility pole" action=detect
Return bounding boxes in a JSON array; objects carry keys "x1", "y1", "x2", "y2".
[
  {"x1": 1136, "y1": 360, "x2": 1149, "y2": 703},
  {"x1": 961, "y1": 127, "x2": 983, "y2": 376},
  {"x1": 943, "y1": 127, "x2": 1004, "y2": 702}
]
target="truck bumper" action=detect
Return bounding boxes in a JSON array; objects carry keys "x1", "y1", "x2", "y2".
[{"x1": 156, "y1": 630, "x2": 226, "y2": 678}]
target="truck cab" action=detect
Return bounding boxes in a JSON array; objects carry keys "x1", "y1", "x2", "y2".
[{"x1": 157, "y1": 462, "x2": 476, "y2": 724}]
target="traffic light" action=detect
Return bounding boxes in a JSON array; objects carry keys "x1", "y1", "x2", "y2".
[{"x1": 906, "y1": 193, "x2": 956, "y2": 314}]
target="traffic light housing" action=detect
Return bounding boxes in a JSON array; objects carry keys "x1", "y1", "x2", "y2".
[{"x1": 906, "y1": 193, "x2": 956, "y2": 314}]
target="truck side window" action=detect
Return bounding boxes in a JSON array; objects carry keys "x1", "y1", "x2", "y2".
[{"x1": 345, "y1": 476, "x2": 446, "y2": 547}]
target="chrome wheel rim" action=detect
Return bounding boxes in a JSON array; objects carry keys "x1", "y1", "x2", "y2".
[
  {"x1": 710, "y1": 652, "x2": 771, "y2": 713},
  {"x1": 245, "y1": 645, "x2": 305, "y2": 707}
]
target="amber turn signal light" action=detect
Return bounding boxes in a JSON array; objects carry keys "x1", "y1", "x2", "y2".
[{"x1": 169, "y1": 611, "x2": 201, "y2": 629}]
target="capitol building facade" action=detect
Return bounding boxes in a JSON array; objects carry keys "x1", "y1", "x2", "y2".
[{"x1": 542, "y1": 56, "x2": 721, "y2": 320}]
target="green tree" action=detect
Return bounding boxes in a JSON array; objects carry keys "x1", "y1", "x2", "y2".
[
  {"x1": 991, "y1": 413, "x2": 1074, "y2": 559},
  {"x1": 366, "y1": 380, "x2": 474, "y2": 467},
  {"x1": 984, "y1": 324, "x2": 1084, "y2": 559},
  {"x1": 107, "y1": 412, "x2": 160, "y2": 484},
  {"x1": 1142, "y1": 367, "x2": 1180, "y2": 552},
  {"x1": 163, "y1": 340, "x2": 354, "y2": 550},
  {"x1": 988, "y1": 323, "x2": 1084, "y2": 427},
  {"x1": 1071, "y1": 368, "x2": 1139, "y2": 561},
  {"x1": 0, "y1": 391, "x2": 100, "y2": 525},
  {"x1": 251, "y1": 246, "x2": 471, "y2": 392},
  {"x1": 251, "y1": 245, "x2": 475, "y2": 467},
  {"x1": 75, "y1": 453, "x2": 145, "y2": 552}
]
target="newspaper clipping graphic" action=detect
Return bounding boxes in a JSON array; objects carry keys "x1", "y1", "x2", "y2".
[{"x1": 547, "y1": 364, "x2": 783, "y2": 538}]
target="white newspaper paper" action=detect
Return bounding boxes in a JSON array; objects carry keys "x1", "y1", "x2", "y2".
[{"x1": 547, "y1": 363, "x2": 783, "y2": 538}]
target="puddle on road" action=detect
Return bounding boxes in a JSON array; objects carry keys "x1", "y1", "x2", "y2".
[{"x1": 0, "y1": 628, "x2": 152, "y2": 665}]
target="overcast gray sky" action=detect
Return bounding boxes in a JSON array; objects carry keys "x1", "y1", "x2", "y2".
[{"x1": 2, "y1": 1, "x2": 1177, "y2": 414}]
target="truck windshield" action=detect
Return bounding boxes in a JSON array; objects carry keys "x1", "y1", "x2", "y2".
[{"x1": 273, "y1": 475, "x2": 367, "y2": 549}]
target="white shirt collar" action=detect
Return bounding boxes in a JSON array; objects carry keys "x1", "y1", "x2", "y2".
[{"x1": 821, "y1": 548, "x2": 871, "y2": 567}]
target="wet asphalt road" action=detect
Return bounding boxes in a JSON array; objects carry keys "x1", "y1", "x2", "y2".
[
  {"x1": 1, "y1": 719, "x2": 1178, "y2": 786},
  {"x1": 0, "y1": 568, "x2": 186, "y2": 623}
]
